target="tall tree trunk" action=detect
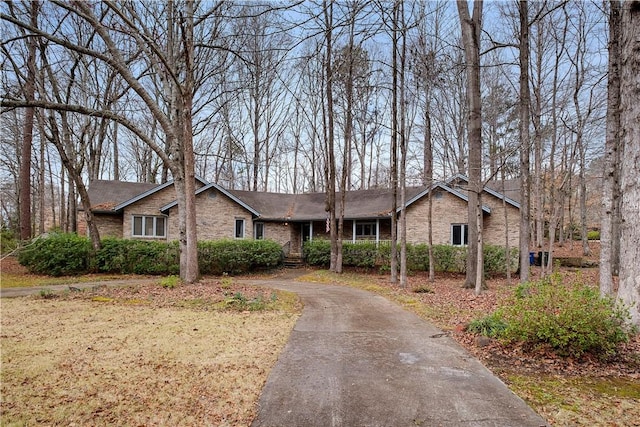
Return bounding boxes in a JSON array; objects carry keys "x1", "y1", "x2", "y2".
[
  {"x1": 578, "y1": 133, "x2": 591, "y2": 256},
  {"x1": 458, "y1": 0, "x2": 484, "y2": 293},
  {"x1": 389, "y1": 0, "x2": 400, "y2": 284},
  {"x1": 18, "y1": 0, "x2": 39, "y2": 241},
  {"x1": 424, "y1": 108, "x2": 435, "y2": 282},
  {"x1": 399, "y1": 1, "x2": 408, "y2": 288},
  {"x1": 501, "y1": 167, "x2": 512, "y2": 284},
  {"x1": 68, "y1": 180, "x2": 76, "y2": 233},
  {"x1": 113, "y1": 121, "x2": 120, "y2": 180},
  {"x1": 617, "y1": 0, "x2": 640, "y2": 326},
  {"x1": 323, "y1": 0, "x2": 338, "y2": 273},
  {"x1": 518, "y1": 0, "x2": 532, "y2": 283},
  {"x1": 179, "y1": 0, "x2": 198, "y2": 284},
  {"x1": 60, "y1": 164, "x2": 66, "y2": 232},
  {"x1": 600, "y1": 0, "x2": 622, "y2": 296},
  {"x1": 38, "y1": 110, "x2": 46, "y2": 234}
]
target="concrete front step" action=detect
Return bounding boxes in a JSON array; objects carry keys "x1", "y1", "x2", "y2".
[{"x1": 283, "y1": 257, "x2": 304, "y2": 268}]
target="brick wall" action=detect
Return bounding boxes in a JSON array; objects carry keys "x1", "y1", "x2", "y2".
[
  {"x1": 167, "y1": 187, "x2": 253, "y2": 241},
  {"x1": 406, "y1": 191, "x2": 468, "y2": 245},
  {"x1": 77, "y1": 213, "x2": 122, "y2": 238},
  {"x1": 405, "y1": 189, "x2": 520, "y2": 247},
  {"x1": 481, "y1": 194, "x2": 520, "y2": 248},
  {"x1": 122, "y1": 186, "x2": 176, "y2": 240},
  {"x1": 263, "y1": 221, "x2": 292, "y2": 246},
  {"x1": 94, "y1": 214, "x2": 123, "y2": 238}
]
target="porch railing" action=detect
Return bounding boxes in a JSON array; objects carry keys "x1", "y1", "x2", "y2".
[
  {"x1": 349, "y1": 239, "x2": 392, "y2": 247},
  {"x1": 282, "y1": 241, "x2": 291, "y2": 258}
]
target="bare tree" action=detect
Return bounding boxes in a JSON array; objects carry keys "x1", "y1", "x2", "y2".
[
  {"x1": 600, "y1": 0, "x2": 622, "y2": 296},
  {"x1": 389, "y1": 0, "x2": 400, "y2": 284},
  {"x1": 12, "y1": 1, "x2": 39, "y2": 241},
  {"x1": 457, "y1": 0, "x2": 484, "y2": 294},
  {"x1": 320, "y1": 0, "x2": 340, "y2": 273},
  {"x1": 408, "y1": 3, "x2": 443, "y2": 281},
  {"x1": 518, "y1": 0, "x2": 532, "y2": 283},
  {"x1": 617, "y1": 0, "x2": 640, "y2": 326},
  {"x1": 234, "y1": 6, "x2": 291, "y2": 192}
]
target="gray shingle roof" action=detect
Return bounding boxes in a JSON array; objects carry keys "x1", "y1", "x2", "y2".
[
  {"x1": 485, "y1": 179, "x2": 521, "y2": 204},
  {"x1": 84, "y1": 180, "x2": 159, "y2": 212},
  {"x1": 228, "y1": 187, "x2": 429, "y2": 221},
  {"x1": 84, "y1": 178, "x2": 518, "y2": 219}
]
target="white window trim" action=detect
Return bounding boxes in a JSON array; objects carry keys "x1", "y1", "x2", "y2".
[
  {"x1": 353, "y1": 220, "x2": 378, "y2": 242},
  {"x1": 451, "y1": 223, "x2": 468, "y2": 246},
  {"x1": 131, "y1": 215, "x2": 167, "y2": 238}
]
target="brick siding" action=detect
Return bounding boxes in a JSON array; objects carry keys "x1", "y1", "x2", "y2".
[{"x1": 405, "y1": 189, "x2": 519, "y2": 247}]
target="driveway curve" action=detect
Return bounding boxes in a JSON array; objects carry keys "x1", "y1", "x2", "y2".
[{"x1": 246, "y1": 279, "x2": 548, "y2": 427}]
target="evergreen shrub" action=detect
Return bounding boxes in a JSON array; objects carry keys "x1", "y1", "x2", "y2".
[
  {"x1": 198, "y1": 239, "x2": 282, "y2": 275},
  {"x1": 96, "y1": 239, "x2": 179, "y2": 275},
  {"x1": 20, "y1": 234, "x2": 282, "y2": 277},
  {"x1": 302, "y1": 239, "x2": 516, "y2": 275},
  {"x1": 0, "y1": 228, "x2": 18, "y2": 255},
  {"x1": 483, "y1": 245, "x2": 519, "y2": 276},
  {"x1": 482, "y1": 274, "x2": 635, "y2": 358},
  {"x1": 303, "y1": 239, "x2": 331, "y2": 266},
  {"x1": 587, "y1": 230, "x2": 600, "y2": 240},
  {"x1": 18, "y1": 232, "x2": 92, "y2": 276}
]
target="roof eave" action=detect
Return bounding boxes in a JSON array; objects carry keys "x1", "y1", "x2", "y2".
[{"x1": 160, "y1": 182, "x2": 261, "y2": 216}]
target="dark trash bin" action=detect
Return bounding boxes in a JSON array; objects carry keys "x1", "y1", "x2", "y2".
[
  {"x1": 529, "y1": 252, "x2": 535, "y2": 266},
  {"x1": 538, "y1": 251, "x2": 549, "y2": 267}
]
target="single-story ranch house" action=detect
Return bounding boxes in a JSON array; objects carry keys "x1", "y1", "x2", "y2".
[{"x1": 78, "y1": 175, "x2": 520, "y2": 258}]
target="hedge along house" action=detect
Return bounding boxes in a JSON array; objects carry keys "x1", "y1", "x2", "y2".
[{"x1": 79, "y1": 174, "x2": 520, "y2": 259}]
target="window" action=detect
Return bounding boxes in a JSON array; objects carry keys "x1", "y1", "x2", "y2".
[
  {"x1": 451, "y1": 224, "x2": 468, "y2": 246},
  {"x1": 355, "y1": 222, "x2": 376, "y2": 240},
  {"x1": 235, "y1": 218, "x2": 245, "y2": 239},
  {"x1": 132, "y1": 215, "x2": 166, "y2": 238},
  {"x1": 254, "y1": 222, "x2": 264, "y2": 240}
]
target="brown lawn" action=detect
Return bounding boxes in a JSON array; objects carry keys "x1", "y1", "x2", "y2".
[{"x1": 0, "y1": 274, "x2": 300, "y2": 426}]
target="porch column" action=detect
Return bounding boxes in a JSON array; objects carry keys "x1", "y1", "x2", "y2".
[
  {"x1": 310, "y1": 221, "x2": 313, "y2": 241},
  {"x1": 352, "y1": 220, "x2": 356, "y2": 243},
  {"x1": 376, "y1": 219, "x2": 380, "y2": 245}
]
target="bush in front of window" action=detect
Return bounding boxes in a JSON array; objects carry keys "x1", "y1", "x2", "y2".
[
  {"x1": 95, "y1": 238, "x2": 179, "y2": 275},
  {"x1": 303, "y1": 239, "x2": 331, "y2": 266},
  {"x1": 18, "y1": 232, "x2": 92, "y2": 276},
  {"x1": 198, "y1": 239, "x2": 283, "y2": 275},
  {"x1": 430, "y1": 245, "x2": 467, "y2": 273},
  {"x1": 343, "y1": 242, "x2": 378, "y2": 268},
  {"x1": 302, "y1": 240, "x2": 517, "y2": 276},
  {"x1": 18, "y1": 235, "x2": 282, "y2": 277}
]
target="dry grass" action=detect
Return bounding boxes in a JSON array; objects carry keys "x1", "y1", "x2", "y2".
[
  {"x1": 1, "y1": 257, "x2": 140, "y2": 289},
  {"x1": 1, "y1": 295, "x2": 299, "y2": 426}
]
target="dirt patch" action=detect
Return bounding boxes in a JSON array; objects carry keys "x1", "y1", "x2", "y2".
[{"x1": 0, "y1": 256, "x2": 27, "y2": 275}]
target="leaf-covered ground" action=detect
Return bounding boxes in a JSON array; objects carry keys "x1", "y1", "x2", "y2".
[{"x1": 0, "y1": 270, "x2": 301, "y2": 426}]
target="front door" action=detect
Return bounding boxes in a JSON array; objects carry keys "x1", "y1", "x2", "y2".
[{"x1": 301, "y1": 222, "x2": 311, "y2": 253}]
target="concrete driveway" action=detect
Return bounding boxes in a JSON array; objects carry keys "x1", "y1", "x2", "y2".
[{"x1": 247, "y1": 279, "x2": 549, "y2": 427}]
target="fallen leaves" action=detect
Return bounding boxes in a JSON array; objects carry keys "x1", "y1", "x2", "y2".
[{"x1": 0, "y1": 282, "x2": 301, "y2": 426}]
